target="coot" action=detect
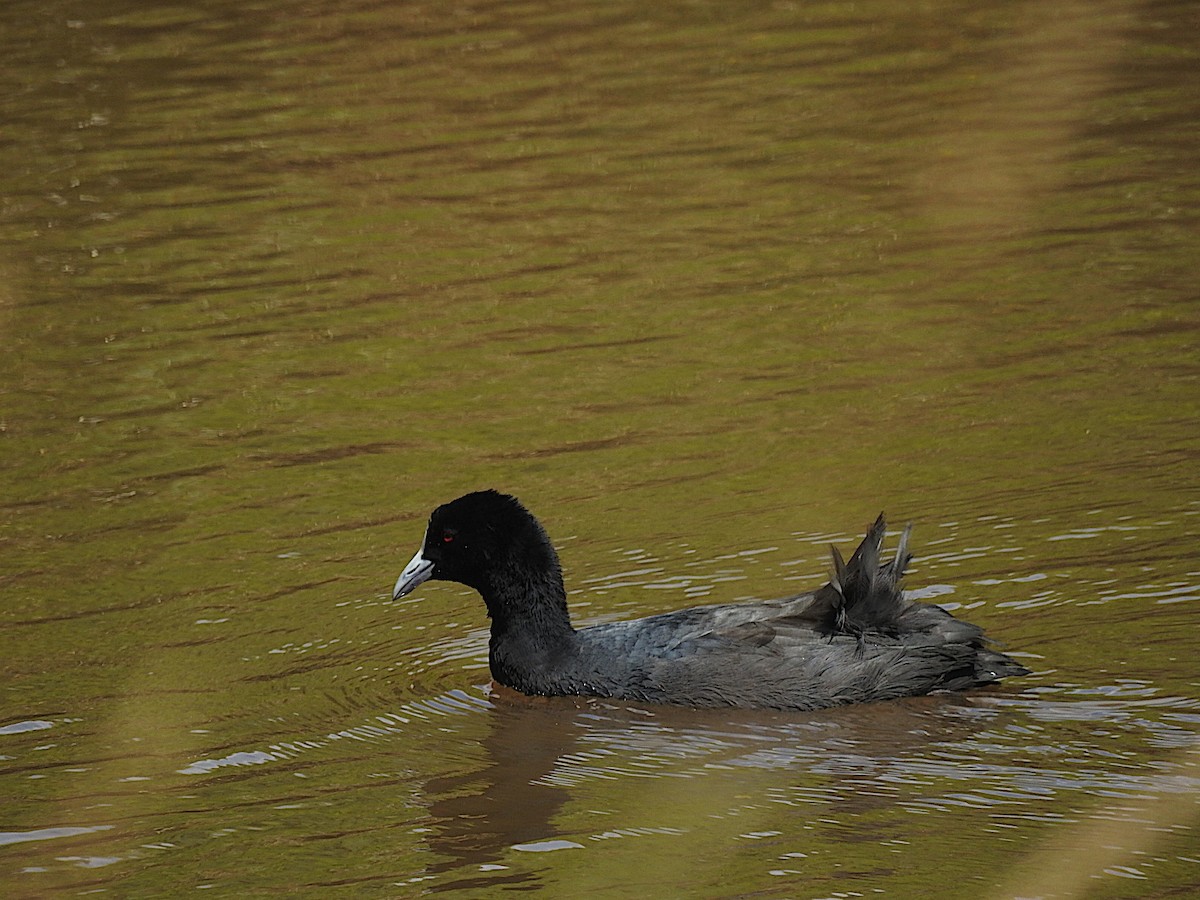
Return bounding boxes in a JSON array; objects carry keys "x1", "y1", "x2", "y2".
[{"x1": 392, "y1": 490, "x2": 1029, "y2": 710}]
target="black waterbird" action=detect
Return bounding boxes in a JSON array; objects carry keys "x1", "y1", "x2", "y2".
[{"x1": 392, "y1": 490, "x2": 1029, "y2": 710}]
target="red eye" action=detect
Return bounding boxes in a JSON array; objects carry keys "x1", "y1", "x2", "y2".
[{"x1": 442, "y1": 532, "x2": 455, "y2": 543}]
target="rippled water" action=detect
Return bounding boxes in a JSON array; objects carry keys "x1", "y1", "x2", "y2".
[{"x1": 2, "y1": 0, "x2": 1198, "y2": 897}]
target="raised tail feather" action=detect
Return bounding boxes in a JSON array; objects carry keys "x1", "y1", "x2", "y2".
[
  {"x1": 822, "y1": 514, "x2": 911, "y2": 640},
  {"x1": 819, "y1": 515, "x2": 1030, "y2": 683}
]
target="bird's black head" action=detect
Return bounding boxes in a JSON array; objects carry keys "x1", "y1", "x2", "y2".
[{"x1": 392, "y1": 490, "x2": 560, "y2": 603}]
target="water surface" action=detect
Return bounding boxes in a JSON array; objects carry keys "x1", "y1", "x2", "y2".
[{"x1": 2, "y1": 0, "x2": 1198, "y2": 896}]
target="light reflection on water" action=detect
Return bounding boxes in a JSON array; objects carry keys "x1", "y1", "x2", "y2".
[{"x1": 2, "y1": 654, "x2": 1197, "y2": 894}]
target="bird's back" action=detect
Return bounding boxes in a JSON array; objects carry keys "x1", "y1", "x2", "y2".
[{"x1": 564, "y1": 516, "x2": 1027, "y2": 710}]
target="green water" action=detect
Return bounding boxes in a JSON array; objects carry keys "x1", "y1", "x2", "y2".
[{"x1": 2, "y1": 0, "x2": 1198, "y2": 896}]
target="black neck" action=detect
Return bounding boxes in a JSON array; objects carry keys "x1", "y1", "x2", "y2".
[{"x1": 483, "y1": 571, "x2": 579, "y2": 693}]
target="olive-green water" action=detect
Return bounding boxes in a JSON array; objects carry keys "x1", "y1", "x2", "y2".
[{"x1": 2, "y1": 0, "x2": 1198, "y2": 897}]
